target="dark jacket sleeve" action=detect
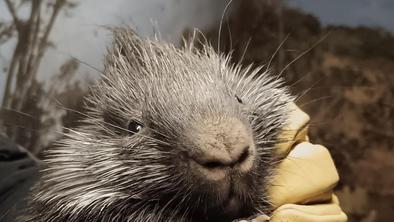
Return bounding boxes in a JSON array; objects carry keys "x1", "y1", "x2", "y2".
[{"x1": 0, "y1": 135, "x2": 38, "y2": 222}]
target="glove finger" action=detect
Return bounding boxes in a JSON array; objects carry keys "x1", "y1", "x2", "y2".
[
  {"x1": 270, "y1": 202, "x2": 347, "y2": 222},
  {"x1": 269, "y1": 142, "x2": 339, "y2": 208}
]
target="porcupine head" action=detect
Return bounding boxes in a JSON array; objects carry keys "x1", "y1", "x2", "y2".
[{"x1": 20, "y1": 28, "x2": 294, "y2": 222}]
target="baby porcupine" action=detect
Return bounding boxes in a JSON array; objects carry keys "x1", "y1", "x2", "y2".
[{"x1": 19, "y1": 28, "x2": 293, "y2": 222}]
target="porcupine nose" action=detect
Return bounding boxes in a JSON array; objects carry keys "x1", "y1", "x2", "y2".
[{"x1": 189, "y1": 117, "x2": 255, "y2": 181}]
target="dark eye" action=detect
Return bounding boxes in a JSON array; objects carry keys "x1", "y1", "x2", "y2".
[
  {"x1": 235, "y1": 95, "x2": 243, "y2": 104},
  {"x1": 127, "y1": 121, "x2": 143, "y2": 135}
]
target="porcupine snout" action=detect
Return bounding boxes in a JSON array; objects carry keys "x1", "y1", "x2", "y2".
[{"x1": 187, "y1": 117, "x2": 256, "y2": 182}]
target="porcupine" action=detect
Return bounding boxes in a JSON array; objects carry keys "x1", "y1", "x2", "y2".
[{"x1": 18, "y1": 28, "x2": 294, "y2": 222}]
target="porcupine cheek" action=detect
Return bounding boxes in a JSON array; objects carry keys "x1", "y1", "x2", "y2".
[{"x1": 186, "y1": 117, "x2": 256, "y2": 200}]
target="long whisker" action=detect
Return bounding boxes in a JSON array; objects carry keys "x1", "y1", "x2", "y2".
[
  {"x1": 226, "y1": 18, "x2": 233, "y2": 53},
  {"x1": 70, "y1": 55, "x2": 105, "y2": 76},
  {"x1": 94, "y1": 120, "x2": 172, "y2": 146},
  {"x1": 50, "y1": 47, "x2": 105, "y2": 76},
  {"x1": 54, "y1": 98, "x2": 172, "y2": 141},
  {"x1": 277, "y1": 31, "x2": 331, "y2": 79},
  {"x1": 298, "y1": 95, "x2": 333, "y2": 108},
  {"x1": 0, "y1": 107, "x2": 34, "y2": 118},
  {"x1": 2, "y1": 122, "x2": 69, "y2": 139},
  {"x1": 266, "y1": 33, "x2": 290, "y2": 72},
  {"x1": 52, "y1": 101, "x2": 173, "y2": 146},
  {"x1": 239, "y1": 37, "x2": 252, "y2": 65},
  {"x1": 217, "y1": 0, "x2": 234, "y2": 53},
  {"x1": 288, "y1": 71, "x2": 312, "y2": 88},
  {"x1": 294, "y1": 79, "x2": 322, "y2": 102}
]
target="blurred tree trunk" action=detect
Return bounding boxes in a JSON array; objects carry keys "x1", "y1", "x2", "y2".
[
  {"x1": 2, "y1": 0, "x2": 67, "y2": 109},
  {"x1": 1, "y1": 0, "x2": 75, "y2": 151}
]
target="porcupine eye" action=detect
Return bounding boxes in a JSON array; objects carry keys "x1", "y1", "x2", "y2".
[
  {"x1": 235, "y1": 95, "x2": 243, "y2": 104},
  {"x1": 127, "y1": 120, "x2": 144, "y2": 135}
]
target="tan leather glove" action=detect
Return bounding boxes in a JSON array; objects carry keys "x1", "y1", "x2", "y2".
[{"x1": 267, "y1": 103, "x2": 347, "y2": 222}]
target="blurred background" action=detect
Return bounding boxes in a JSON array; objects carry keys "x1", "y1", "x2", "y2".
[{"x1": 0, "y1": 0, "x2": 393, "y2": 221}]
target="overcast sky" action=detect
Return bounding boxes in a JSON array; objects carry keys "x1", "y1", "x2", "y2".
[
  {"x1": 1, "y1": 0, "x2": 394, "y2": 100},
  {"x1": 288, "y1": 0, "x2": 394, "y2": 31}
]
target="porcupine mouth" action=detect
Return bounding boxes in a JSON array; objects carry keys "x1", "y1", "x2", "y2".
[
  {"x1": 223, "y1": 192, "x2": 242, "y2": 214},
  {"x1": 217, "y1": 178, "x2": 246, "y2": 217},
  {"x1": 208, "y1": 187, "x2": 249, "y2": 221},
  {"x1": 221, "y1": 179, "x2": 241, "y2": 213},
  {"x1": 189, "y1": 172, "x2": 256, "y2": 221}
]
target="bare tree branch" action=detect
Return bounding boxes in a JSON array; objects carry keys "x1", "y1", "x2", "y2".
[
  {"x1": 1, "y1": 0, "x2": 77, "y2": 152},
  {"x1": 5, "y1": 0, "x2": 22, "y2": 30},
  {"x1": 0, "y1": 23, "x2": 15, "y2": 44},
  {"x1": 2, "y1": 47, "x2": 20, "y2": 108},
  {"x1": 14, "y1": 0, "x2": 66, "y2": 112},
  {"x1": 39, "y1": 0, "x2": 66, "y2": 52},
  {"x1": 23, "y1": 0, "x2": 42, "y2": 89}
]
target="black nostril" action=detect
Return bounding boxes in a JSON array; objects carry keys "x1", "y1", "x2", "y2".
[
  {"x1": 203, "y1": 161, "x2": 224, "y2": 169},
  {"x1": 238, "y1": 147, "x2": 249, "y2": 164},
  {"x1": 201, "y1": 147, "x2": 250, "y2": 169}
]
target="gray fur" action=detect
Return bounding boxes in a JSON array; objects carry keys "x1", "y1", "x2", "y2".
[{"x1": 19, "y1": 28, "x2": 293, "y2": 222}]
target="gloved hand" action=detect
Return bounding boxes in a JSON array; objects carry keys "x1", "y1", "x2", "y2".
[{"x1": 268, "y1": 103, "x2": 347, "y2": 222}]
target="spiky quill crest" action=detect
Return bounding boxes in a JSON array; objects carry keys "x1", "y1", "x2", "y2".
[{"x1": 20, "y1": 28, "x2": 293, "y2": 222}]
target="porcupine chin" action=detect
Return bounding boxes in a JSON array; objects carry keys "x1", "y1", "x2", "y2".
[{"x1": 18, "y1": 28, "x2": 294, "y2": 222}]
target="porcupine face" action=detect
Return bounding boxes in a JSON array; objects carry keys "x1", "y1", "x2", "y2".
[{"x1": 30, "y1": 28, "x2": 293, "y2": 222}]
